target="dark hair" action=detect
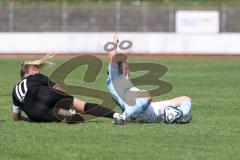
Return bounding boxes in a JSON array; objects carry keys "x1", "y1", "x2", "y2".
[
  {"x1": 117, "y1": 62, "x2": 123, "y2": 74},
  {"x1": 114, "y1": 54, "x2": 127, "y2": 75},
  {"x1": 114, "y1": 53, "x2": 127, "y2": 63}
]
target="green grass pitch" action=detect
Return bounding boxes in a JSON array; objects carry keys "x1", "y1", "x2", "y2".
[{"x1": 0, "y1": 57, "x2": 240, "y2": 160}]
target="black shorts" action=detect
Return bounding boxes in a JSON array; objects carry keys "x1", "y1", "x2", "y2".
[{"x1": 23, "y1": 86, "x2": 74, "y2": 122}]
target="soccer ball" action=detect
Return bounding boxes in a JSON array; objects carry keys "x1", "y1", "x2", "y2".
[{"x1": 163, "y1": 106, "x2": 183, "y2": 124}]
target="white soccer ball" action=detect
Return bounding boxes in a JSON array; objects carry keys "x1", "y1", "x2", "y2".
[{"x1": 163, "y1": 106, "x2": 183, "y2": 124}]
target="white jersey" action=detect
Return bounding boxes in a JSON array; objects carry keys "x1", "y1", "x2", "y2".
[
  {"x1": 107, "y1": 63, "x2": 168, "y2": 122},
  {"x1": 107, "y1": 63, "x2": 134, "y2": 112}
]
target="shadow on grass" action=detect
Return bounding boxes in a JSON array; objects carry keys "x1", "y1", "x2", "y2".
[{"x1": 0, "y1": 119, "x2": 6, "y2": 122}]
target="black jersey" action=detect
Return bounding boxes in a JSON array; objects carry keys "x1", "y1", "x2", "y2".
[{"x1": 12, "y1": 74, "x2": 56, "y2": 113}]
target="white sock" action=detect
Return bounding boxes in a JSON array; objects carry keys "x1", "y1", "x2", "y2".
[
  {"x1": 178, "y1": 100, "x2": 191, "y2": 116},
  {"x1": 121, "y1": 111, "x2": 129, "y2": 121}
]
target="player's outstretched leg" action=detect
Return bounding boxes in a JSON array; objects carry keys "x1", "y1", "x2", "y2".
[{"x1": 72, "y1": 98, "x2": 124, "y2": 124}]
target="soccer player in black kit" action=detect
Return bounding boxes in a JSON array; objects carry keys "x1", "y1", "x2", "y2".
[{"x1": 12, "y1": 60, "x2": 124, "y2": 124}]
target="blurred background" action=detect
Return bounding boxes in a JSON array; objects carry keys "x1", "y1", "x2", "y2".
[
  {"x1": 0, "y1": 0, "x2": 240, "y2": 54},
  {"x1": 1, "y1": 0, "x2": 240, "y2": 32}
]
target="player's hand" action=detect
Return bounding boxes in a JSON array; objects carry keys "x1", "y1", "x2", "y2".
[{"x1": 113, "y1": 34, "x2": 119, "y2": 44}]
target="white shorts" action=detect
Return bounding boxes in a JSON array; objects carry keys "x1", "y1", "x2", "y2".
[{"x1": 130, "y1": 100, "x2": 171, "y2": 122}]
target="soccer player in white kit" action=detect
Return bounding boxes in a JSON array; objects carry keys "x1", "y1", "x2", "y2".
[{"x1": 107, "y1": 36, "x2": 192, "y2": 124}]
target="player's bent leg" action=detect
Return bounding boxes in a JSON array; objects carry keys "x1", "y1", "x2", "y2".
[
  {"x1": 122, "y1": 90, "x2": 152, "y2": 121},
  {"x1": 151, "y1": 101, "x2": 181, "y2": 124},
  {"x1": 122, "y1": 97, "x2": 151, "y2": 121},
  {"x1": 151, "y1": 100, "x2": 172, "y2": 116},
  {"x1": 169, "y1": 96, "x2": 192, "y2": 123},
  {"x1": 152, "y1": 96, "x2": 192, "y2": 124},
  {"x1": 130, "y1": 104, "x2": 160, "y2": 123},
  {"x1": 178, "y1": 101, "x2": 192, "y2": 123},
  {"x1": 169, "y1": 96, "x2": 191, "y2": 106},
  {"x1": 27, "y1": 103, "x2": 59, "y2": 122},
  {"x1": 53, "y1": 98, "x2": 84, "y2": 123},
  {"x1": 72, "y1": 98, "x2": 86, "y2": 113}
]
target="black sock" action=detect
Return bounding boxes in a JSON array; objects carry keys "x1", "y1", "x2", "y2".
[{"x1": 84, "y1": 103, "x2": 115, "y2": 119}]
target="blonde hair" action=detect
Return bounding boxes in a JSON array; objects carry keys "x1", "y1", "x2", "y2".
[{"x1": 20, "y1": 53, "x2": 55, "y2": 79}]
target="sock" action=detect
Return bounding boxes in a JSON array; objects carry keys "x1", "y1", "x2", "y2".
[
  {"x1": 123, "y1": 98, "x2": 150, "y2": 120},
  {"x1": 84, "y1": 103, "x2": 115, "y2": 119},
  {"x1": 178, "y1": 100, "x2": 192, "y2": 116},
  {"x1": 121, "y1": 111, "x2": 129, "y2": 121}
]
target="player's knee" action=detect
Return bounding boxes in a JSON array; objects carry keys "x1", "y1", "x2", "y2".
[
  {"x1": 146, "y1": 96, "x2": 152, "y2": 103},
  {"x1": 181, "y1": 96, "x2": 191, "y2": 102},
  {"x1": 136, "y1": 98, "x2": 150, "y2": 111},
  {"x1": 143, "y1": 93, "x2": 152, "y2": 104},
  {"x1": 140, "y1": 98, "x2": 152, "y2": 110}
]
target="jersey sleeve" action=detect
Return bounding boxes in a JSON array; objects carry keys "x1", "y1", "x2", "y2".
[{"x1": 34, "y1": 74, "x2": 56, "y2": 88}]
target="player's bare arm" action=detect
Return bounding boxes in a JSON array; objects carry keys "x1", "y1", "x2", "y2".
[
  {"x1": 52, "y1": 84, "x2": 67, "y2": 94},
  {"x1": 109, "y1": 34, "x2": 120, "y2": 64},
  {"x1": 12, "y1": 112, "x2": 29, "y2": 121}
]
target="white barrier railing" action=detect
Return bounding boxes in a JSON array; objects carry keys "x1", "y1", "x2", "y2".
[{"x1": 0, "y1": 32, "x2": 240, "y2": 54}]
